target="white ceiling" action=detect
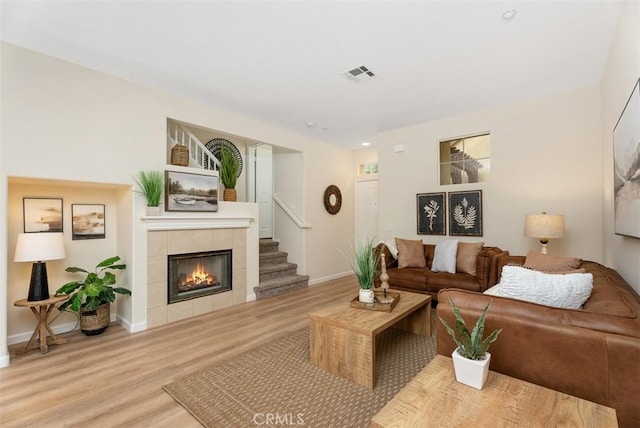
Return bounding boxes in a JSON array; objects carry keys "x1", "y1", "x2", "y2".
[{"x1": 0, "y1": 1, "x2": 623, "y2": 150}]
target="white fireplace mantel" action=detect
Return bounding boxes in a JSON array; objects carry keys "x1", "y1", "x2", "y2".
[{"x1": 141, "y1": 215, "x2": 253, "y2": 231}]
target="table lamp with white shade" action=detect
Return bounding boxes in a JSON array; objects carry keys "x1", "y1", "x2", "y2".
[
  {"x1": 14, "y1": 232, "x2": 66, "y2": 301},
  {"x1": 524, "y1": 212, "x2": 565, "y2": 255}
]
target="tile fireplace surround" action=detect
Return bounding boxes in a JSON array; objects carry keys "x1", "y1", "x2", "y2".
[{"x1": 144, "y1": 215, "x2": 252, "y2": 329}]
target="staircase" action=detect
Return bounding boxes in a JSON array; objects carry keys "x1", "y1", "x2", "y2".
[{"x1": 254, "y1": 239, "x2": 309, "y2": 299}]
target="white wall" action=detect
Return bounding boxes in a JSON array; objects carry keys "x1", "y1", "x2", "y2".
[
  {"x1": 377, "y1": 86, "x2": 604, "y2": 262},
  {"x1": 0, "y1": 46, "x2": 8, "y2": 364},
  {"x1": 274, "y1": 151, "x2": 306, "y2": 272},
  {"x1": 1, "y1": 42, "x2": 354, "y2": 365},
  {"x1": 601, "y1": 0, "x2": 640, "y2": 294}
]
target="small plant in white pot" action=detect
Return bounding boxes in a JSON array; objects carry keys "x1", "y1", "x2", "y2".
[
  {"x1": 350, "y1": 238, "x2": 379, "y2": 303},
  {"x1": 133, "y1": 170, "x2": 164, "y2": 215},
  {"x1": 439, "y1": 297, "x2": 502, "y2": 389}
]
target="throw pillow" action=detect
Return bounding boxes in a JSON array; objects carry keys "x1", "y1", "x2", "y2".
[
  {"x1": 456, "y1": 241, "x2": 484, "y2": 276},
  {"x1": 523, "y1": 251, "x2": 581, "y2": 272},
  {"x1": 384, "y1": 239, "x2": 398, "y2": 259},
  {"x1": 499, "y1": 265, "x2": 593, "y2": 309},
  {"x1": 395, "y1": 238, "x2": 426, "y2": 269},
  {"x1": 431, "y1": 239, "x2": 459, "y2": 274},
  {"x1": 483, "y1": 284, "x2": 502, "y2": 296}
]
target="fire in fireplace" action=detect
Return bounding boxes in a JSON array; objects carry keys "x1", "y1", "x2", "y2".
[{"x1": 168, "y1": 249, "x2": 232, "y2": 304}]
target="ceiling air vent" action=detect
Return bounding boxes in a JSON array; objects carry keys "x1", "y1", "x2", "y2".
[{"x1": 340, "y1": 65, "x2": 376, "y2": 83}]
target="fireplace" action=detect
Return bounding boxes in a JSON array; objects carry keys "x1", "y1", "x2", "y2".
[{"x1": 168, "y1": 249, "x2": 232, "y2": 304}]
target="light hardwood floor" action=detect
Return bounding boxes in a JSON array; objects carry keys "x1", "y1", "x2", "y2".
[{"x1": 1, "y1": 276, "x2": 359, "y2": 427}]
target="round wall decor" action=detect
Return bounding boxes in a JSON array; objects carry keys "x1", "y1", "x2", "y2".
[
  {"x1": 205, "y1": 138, "x2": 243, "y2": 178},
  {"x1": 323, "y1": 185, "x2": 342, "y2": 215}
]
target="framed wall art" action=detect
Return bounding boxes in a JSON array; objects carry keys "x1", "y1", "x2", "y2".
[
  {"x1": 23, "y1": 197, "x2": 63, "y2": 233},
  {"x1": 165, "y1": 170, "x2": 218, "y2": 212},
  {"x1": 613, "y1": 77, "x2": 640, "y2": 239},
  {"x1": 448, "y1": 190, "x2": 483, "y2": 236},
  {"x1": 72, "y1": 204, "x2": 106, "y2": 240},
  {"x1": 416, "y1": 192, "x2": 446, "y2": 235}
]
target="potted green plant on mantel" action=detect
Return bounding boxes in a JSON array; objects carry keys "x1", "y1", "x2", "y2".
[
  {"x1": 350, "y1": 238, "x2": 380, "y2": 303},
  {"x1": 439, "y1": 298, "x2": 502, "y2": 389},
  {"x1": 55, "y1": 256, "x2": 130, "y2": 336},
  {"x1": 219, "y1": 145, "x2": 239, "y2": 202},
  {"x1": 133, "y1": 170, "x2": 164, "y2": 215}
]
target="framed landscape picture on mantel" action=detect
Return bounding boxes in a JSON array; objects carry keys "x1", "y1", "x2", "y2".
[
  {"x1": 165, "y1": 170, "x2": 219, "y2": 212},
  {"x1": 416, "y1": 192, "x2": 446, "y2": 235},
  {"x1": 448, "y1": 190, "x2": 483, "y2": 237}
]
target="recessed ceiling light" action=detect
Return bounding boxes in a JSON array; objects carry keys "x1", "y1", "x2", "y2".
[
  {"x1": 502, "y1": 9, "x2": 517, "y2": 21},
  {"x1": 306, "y1": 121, "x2": 316, "y2": 129},
  {"x1": 361, "y1": 142, "x2": 371, "y2": 147}
]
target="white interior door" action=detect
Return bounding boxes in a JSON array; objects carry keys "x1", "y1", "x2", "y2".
[
  {"x1": 250, "y1": 144, "x2": 273, "y2": 239},
  {"x1": 355, "y1": 180, "x2": 378, "y2": 243}
]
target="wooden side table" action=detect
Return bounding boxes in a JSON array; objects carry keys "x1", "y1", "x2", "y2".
[{"x1": 14, "y1": 295, "x2": 69, "y2": 354}]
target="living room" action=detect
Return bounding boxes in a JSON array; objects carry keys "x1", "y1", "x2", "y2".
[{"x1": 1, "y1": 1, "x2": 639, "y2": 426}]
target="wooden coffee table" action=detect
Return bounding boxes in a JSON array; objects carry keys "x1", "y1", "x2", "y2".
[
  {"x1": 309, "y1": 290, "x2": 431, "y2": 389},
  {"x1": 371, "y1": 355, "x2": 618, "y2": 427}
]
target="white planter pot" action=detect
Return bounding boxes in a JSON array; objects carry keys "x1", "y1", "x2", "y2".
[
  {"x1": 146, "y1": 206, "x2": 161, "y2": 216},
  {"x1": 451, "y1": 348, "x2": 491, "y2": 390},
  {"x1": 358, "y1": 289, "x2": 375, "y2": 303}
]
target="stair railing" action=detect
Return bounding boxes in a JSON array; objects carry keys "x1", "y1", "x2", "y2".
[
  {"x1": 167, "y1": 121, "x2": 220, "y2": 171},
  {"x1": 273, "y1": 193, "x2": 312, "y2": 229}
]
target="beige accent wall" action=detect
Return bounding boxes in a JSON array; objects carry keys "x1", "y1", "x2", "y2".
[
  {"x1": 377, "y1": 86, "x2": 604, "y2": 262},
  {"x1": 601, "y1": 0, "x2": 640, "y2": 294},
  {"x1": 6, "y1": 180, "x2": 127, "y2": 342}
]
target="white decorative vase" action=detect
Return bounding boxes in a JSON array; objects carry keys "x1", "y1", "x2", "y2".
[
  {"x1": 146, "y1": 206, "x2": 161, "y2": 216},
  {"x1": 359, "y1": 288, "x2": 375, "y2": 303},
  {"x1": 451, "y1": 348, "x2": 491, "y2": 390}
]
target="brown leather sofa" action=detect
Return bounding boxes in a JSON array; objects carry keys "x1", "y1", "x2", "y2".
[
  {"x1": 374, "y1": 243, "x2": 507, "y2": 300},
  {"x1": 436, "y1": 255, "x2": 640, "y2": 427}
]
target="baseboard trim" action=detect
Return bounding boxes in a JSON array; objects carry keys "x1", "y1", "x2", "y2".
[
  {"x1": 117, "y1": 314, "x2": 147, "y2": 333},
  {"x1": 309, "y1": 271, "x2": 353, "y2": 286},
  {"x1": 246, "y1": 293, "x2": 256, "y2": 302},
  {"x1": 0, "y1": 353, "x2": 11, "y2": 368},
  {"x1": 7, "y1": 319, "x2": 79, "y2": 345}
]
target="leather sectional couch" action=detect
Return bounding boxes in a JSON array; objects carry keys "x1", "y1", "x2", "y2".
[
  {"x1": 436, "y1": 255, "x2": 640, "y2": 427},
  {"x1": 374, "y1": 242, "x2": 507, "y2": 300}
]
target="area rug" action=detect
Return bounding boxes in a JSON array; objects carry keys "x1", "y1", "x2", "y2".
[{"x1": 163, "y1": 327, "x2": 437, "y2": 427}]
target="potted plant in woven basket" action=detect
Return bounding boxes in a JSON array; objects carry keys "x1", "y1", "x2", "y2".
[
  {"x1": 55, "y1": 256, "x2": 129, "y2": 336},
  {"x1": 219, "y1": 145, "x2": 240, "y2": 201},
  {"x1": 133, "y1": 170, "x2": 164, "y2": 215},
  {"x1": 438, "y1": 297, "x2": 502, "y2": 389}
]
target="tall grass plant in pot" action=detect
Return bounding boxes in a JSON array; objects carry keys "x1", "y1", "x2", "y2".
[
  {"x1": 219, "y1": 145, "x2": 239, "y2": 201},
  {"x1": 133, "y1": 170, "x2": 164, "y2": 215},
  {"x1": 350, "y1": 238, "x2": 380, "y2": 303},
  {"x1": 438, "y1": 297, "x2": 502, "y2": 389}
]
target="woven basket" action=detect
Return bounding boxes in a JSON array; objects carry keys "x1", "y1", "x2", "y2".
[
  {"x1": 171, "y1": 144, "x2": 189, "y2": 166},
  {"x1": 80, "y1": 302, "x2": 110, "y2": 336}
]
